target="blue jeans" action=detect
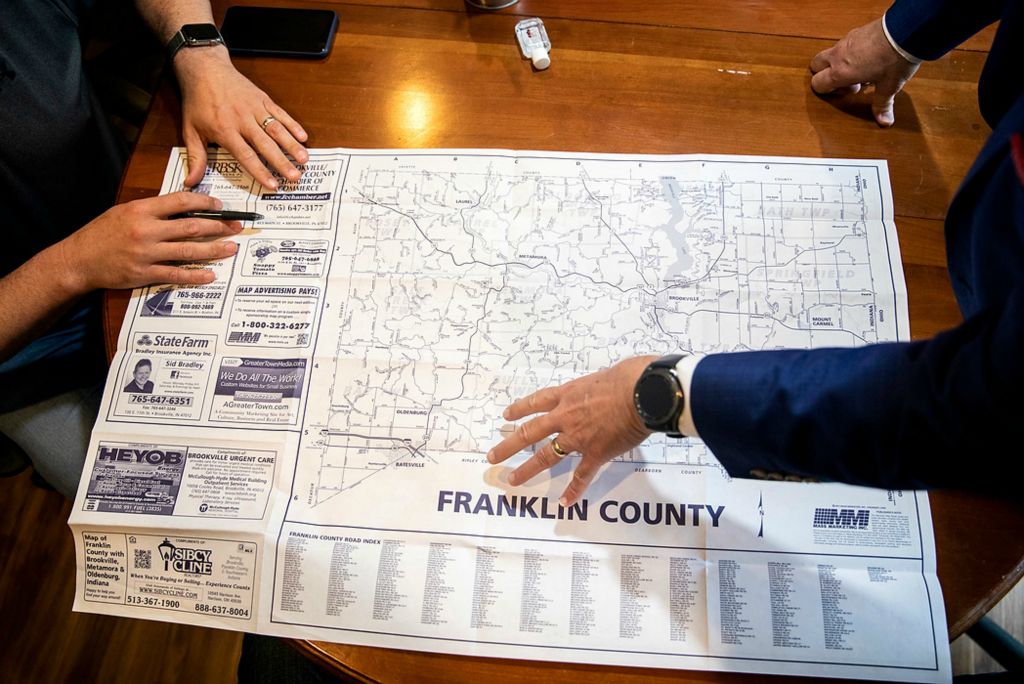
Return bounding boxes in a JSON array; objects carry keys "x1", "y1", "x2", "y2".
[
  {"x1": 0, "y1": 382, "x2": 103, "y2": 498},
  {"x1": 0, "y1": 298, "x2": 106, "y2": 498}
]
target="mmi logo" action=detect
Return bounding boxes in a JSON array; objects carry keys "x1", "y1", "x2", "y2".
[{"x1": 813, "y1": 508, "x2": 869, "y2": 529}]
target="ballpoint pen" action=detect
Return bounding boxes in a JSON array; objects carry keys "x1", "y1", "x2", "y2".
[{"x1": 170, "y1": 210, "x2": 264, "y2": 221}]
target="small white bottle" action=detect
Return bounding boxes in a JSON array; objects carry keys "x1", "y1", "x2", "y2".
[{"x1": 515, "y1": 18, "x2": 551, "y2": 70}]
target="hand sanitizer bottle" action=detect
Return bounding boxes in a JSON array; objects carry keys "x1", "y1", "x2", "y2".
[{"x1": 515, "y1": 18, "x2": 551, "y2": 70}]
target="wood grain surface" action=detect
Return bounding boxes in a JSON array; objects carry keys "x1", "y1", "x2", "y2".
[
  {"x1": 0, "y1": 470, "x2": 242, "y2": 682},
  {"x1": 101, "y1": 1, "x2": 1021, "y2": 681}
]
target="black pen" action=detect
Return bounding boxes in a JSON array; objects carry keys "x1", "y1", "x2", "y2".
[{"x1": 171, "y1": 210, "x2": 265, "y2": 222}]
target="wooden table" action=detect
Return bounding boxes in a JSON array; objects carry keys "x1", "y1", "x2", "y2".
[{"x1": 106, "y1": 1, "x2": 1024, "y2": 681}]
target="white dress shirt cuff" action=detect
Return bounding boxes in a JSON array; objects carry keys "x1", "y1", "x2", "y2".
[
  {"x1": 882, "y1": 14, "x2": 924, "y2": 64},
  {"x1": 674, "y1": 354, "x2": 704, "y2": 438}
]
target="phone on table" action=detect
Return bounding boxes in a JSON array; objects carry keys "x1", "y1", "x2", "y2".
[{"x1": 221, "y1": 6, "x2": 338, "y2": 59}]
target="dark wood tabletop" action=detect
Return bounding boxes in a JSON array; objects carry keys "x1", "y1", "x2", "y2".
[{"x1": 105, "y1": 1, "x2": 1023, "y2": 681}]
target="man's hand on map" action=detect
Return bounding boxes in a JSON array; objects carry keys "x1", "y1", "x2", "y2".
[
  {"x1": 58, "y1": 192, "x2": 242, "y2": 294},
  {"x1": 809, "y1": 18, "x2": 920, "y2": 127},
  {"x1": 173, "y1": 46, "x2": 310, "y2": 189},
  {"x1": 487, "y1": 355, "x2": 657, "y2": 506}
]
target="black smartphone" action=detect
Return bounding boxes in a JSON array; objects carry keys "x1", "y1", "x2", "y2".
[{"x1": 221, "y1": 6, "x2": 338, "y2": 59}]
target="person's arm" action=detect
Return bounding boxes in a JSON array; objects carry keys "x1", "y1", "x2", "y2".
[
  {"x1": 809, "y1": 1, "x2": 1005, "y2": 127},
  {"x1": 0, "y1": 193, "x2": 240, "y2": 362},
  {"x1": 133, "y1": 0, "x2": 310, "y2": 189},
  {"x1": 489, "y1": 286, "x2": 1023, "y2": 503},
  {"x1": 692, "y1": 288, "x2": 1023, "y2": 494},
  {"x1": 883, "y1": 0, "x2": 1006, "y2": 61}
]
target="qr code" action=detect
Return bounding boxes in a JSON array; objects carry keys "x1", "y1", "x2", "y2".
[
  {"x1": 134, "y1": 548, "x2": 152, "y2": 570},
  {"x1": 297, "y1": 333, "x2": 309, "y2": 346}
]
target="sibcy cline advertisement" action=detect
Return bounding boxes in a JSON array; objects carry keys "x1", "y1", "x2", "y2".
[
  {"x1": 73, "y1": 433, "x2": 283, "y2": 629},
  {"x1": 80, "y1": 530, "x2": 258, "y2": 625},
  {"x1": 71, "y1": 148, "x2": 342, "y2": 632}
]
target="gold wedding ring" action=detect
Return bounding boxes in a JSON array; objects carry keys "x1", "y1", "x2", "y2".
[
  {"x1": 551, "y1": 437, "x2": 568, "y2": 458},
  {"x1": 260, "y1": 115, "x2": 277, "y2": 130}
]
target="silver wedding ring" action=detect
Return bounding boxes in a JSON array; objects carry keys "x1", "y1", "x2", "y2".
[{"x1": 260, "y1": 115, "x2": 277, "y2": 130}]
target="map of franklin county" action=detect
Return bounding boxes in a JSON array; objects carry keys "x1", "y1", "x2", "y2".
[{"x1": 291, "y1": 152, "x2": 903, "y2": 511}]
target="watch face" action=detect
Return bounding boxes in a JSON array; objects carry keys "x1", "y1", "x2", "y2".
[
  {"x1": 636, "y1": 371, "x2": 679, "y2": 423},
  {"x1": 183, "y1": 24, "x2": 222, "y2": 42}
]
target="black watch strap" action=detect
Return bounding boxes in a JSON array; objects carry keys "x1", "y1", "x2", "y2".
[
  {"x1": 166, "y1": 24, "x2": 225, "y2": 63},
  {"x1": 649, "y1": 354, "x2": 685, "y2": 372}
]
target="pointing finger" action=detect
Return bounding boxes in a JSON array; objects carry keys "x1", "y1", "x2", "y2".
[
  {"x1": 487, "y1": 413, "x2": 560, "y2": 464},
  {"x1": 503, "y1": 386, "x2": 561, "y2": 421}
]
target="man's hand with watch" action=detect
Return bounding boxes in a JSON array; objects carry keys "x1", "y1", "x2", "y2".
[
  {"x1": 165, "y1": 23, "x2": 309, "y2": 189},
  {"x1": 488, "y1": 354, "x2": 696, "y2": 507}
]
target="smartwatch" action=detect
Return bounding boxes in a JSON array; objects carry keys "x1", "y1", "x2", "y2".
[
  {"x1": 166, "y1": 24, "x2": 225, "y2": 62},
  {"x1": 633, "y1": 354, "x2": 687, "y2": 438}
]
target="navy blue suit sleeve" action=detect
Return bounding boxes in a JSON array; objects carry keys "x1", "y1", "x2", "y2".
[
  {"x1": 691, "y1": 286, "x2": 1024, "y2": 493},
  {"x1": 885, "y1": 0, "x2": 1005, "y2": 60}
]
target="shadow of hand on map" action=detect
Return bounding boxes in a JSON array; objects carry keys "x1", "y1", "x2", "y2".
[{"x1": 482, "y1": 449, "x2": 638, "y2": 538}]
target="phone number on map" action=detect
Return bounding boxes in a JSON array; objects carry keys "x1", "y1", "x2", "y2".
[
  {"x1": 239, "y1": 321, "x2": 311, "y2": 330},
  {"x1": 194, "y1": 603, "x2": 250, "y2": 618},
  {"x1": 264, "y1": 203, "x2": 323, "y2": 212},
  {"x1": 128, "y1": 396, "x2": 193, "y2": 406},
  {"x1": 126, "y1": 596, "x2": 181, "y2": 608}
]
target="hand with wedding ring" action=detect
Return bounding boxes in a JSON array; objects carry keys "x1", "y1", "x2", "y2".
[
  {"x1": 172, "y1": 45, "x2": 310, "y2": 189},
  {"x1": 487, "y1": 355, "x2": 657, "y2": 506}
]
